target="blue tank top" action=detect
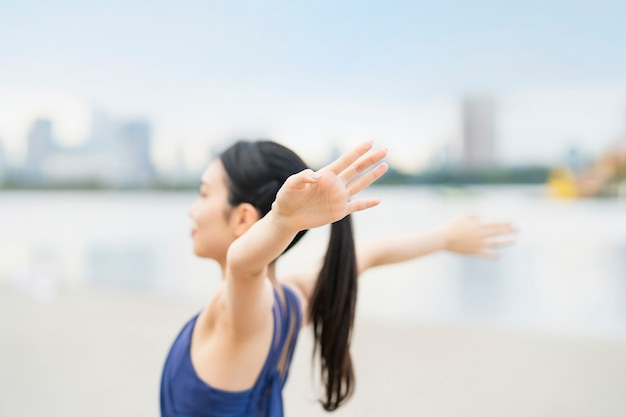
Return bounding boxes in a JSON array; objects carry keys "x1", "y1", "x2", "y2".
[{"x1": 160, "y1": 284, "x2": 302, "y2": 417}]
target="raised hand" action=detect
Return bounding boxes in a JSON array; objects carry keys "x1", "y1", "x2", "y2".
[{"x1": 272, "y1": 141, "x2": 388, "y2": 232}]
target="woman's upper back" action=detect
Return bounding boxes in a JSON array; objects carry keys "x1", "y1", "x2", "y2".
[{"x1": 160, "y1": 284, "x2": 302, "y2": 417}]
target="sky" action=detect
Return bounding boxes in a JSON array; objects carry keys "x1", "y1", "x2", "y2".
[{"x1": 1, "y1": 0, "x2": 625, "y2": 172}]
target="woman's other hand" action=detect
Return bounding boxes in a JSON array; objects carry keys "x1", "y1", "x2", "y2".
[{"x1": 440, "y1": 214, "x2": 517, "y2": 259}]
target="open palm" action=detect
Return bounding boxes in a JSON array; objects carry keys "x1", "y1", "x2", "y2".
[{"x1": 272, "y1": 141, "x2": 388, "y2": 232}]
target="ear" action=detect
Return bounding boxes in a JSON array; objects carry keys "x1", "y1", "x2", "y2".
[{"x1": 230, "y1": 203, "x2": 260, "y2": 237}]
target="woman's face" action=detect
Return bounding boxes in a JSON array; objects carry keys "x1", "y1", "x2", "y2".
[{"x1": 188, "y1": 159, "x2": 236, "y2": 261}]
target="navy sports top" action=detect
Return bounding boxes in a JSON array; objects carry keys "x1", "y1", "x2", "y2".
[{"x1": 160, "y1": 285, "x2": 302, "y2": 417}]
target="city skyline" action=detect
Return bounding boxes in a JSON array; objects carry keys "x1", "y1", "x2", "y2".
[
  {"x1": 1, "y1": 1, "x2": 626, "y2": 172},
  {"x1": 1, "y1": 92, "x2": 625, "y2": 178},
  {"x1": 8, "y1": 113, "x2": 158, "y2": 188}
]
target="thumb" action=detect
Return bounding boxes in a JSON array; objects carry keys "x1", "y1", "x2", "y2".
[{"x1": 286, "y1": 169, "x2": 321, "y2": 189}]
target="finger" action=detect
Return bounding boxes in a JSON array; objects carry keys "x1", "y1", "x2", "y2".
[
  {"x1": 481, "y1": 222, "x2": 516, "y2": 237},
  {"x1": 325, "y1": 141, "x2": 374, "y2": 175},
  {"x1": 347, "y1": 162, "x2": 388, "y2": 196},
  {"x1": 285, "y1": 169, "x2": 319, "y2": 189},
  {"x1": 347, "y1": 197, "x2": 381, "y2": 214},
  {"x1": 483, "y1": 237, "x2": 516, "y2": 247},
  {"x1": 339, "y1": 147, "x2": 388, "y2": 183}
]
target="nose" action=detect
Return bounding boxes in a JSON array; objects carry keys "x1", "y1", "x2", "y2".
[{"x1": 188, "y1": 200, "x2": 197, "y2": 220}]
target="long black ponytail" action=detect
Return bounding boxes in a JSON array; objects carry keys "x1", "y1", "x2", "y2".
[{"x1": 308, "y1": 216, "x2": 358, "y2": 411}]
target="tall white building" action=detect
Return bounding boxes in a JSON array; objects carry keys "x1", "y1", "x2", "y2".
[{"x1": 461, "y1": 96, "x2": 496, "y2": 168}]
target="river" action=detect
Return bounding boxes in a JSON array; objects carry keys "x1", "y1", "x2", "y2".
[{"x1": 1, "y1": 185, "x2": 625, "y2": 338}]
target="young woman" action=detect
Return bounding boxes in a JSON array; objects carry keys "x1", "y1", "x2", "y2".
[
  {"x1": 160, "y1": 140, "x2": 388, "y2": 417},
  {"x1": 160, "y1": 139, "x2": 516, "y2": 417}
]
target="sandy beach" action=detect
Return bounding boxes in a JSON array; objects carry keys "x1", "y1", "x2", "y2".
[{"x1": 2, "y1": 284, "x2": 626, "y2": 417}]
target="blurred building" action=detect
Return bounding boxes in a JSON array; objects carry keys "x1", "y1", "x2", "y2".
[
  {"x1": 461, "y1": 96, "x2": 496, "y2": 168},
  {"x1": 101, "y1": 120, "x2": 156, "y2": 187},
  {"x1": 122, "y1": 121, "x2": 155, "y2": 182},
  {"x1": 17, "y1": 114, "x2": 156, "y2": 188},
  {"x1": 25, "y1": 119, "x2": 56, "y2": 180}
]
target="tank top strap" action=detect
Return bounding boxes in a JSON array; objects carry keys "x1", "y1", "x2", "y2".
[
  {"x1": 246, "y1": 284, "x2": 302, "y2": 416},
  {"x1": 275, "y1": 284, "x2": 302, "y2": 384}
]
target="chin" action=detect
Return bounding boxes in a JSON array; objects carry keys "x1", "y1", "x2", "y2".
[
  {"x1": 193, "y1": 247, "x2": 207, "y2": 258},
  {"x1": 192, "y1": 242, "x2": 205, "y2": 257},
  {"x1": 192, "y1": 243, "x2": 213, "y2": 259}
]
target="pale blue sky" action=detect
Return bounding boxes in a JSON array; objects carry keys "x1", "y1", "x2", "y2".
[{"x1": 1, "y1": 0, "x2": 625, "y2": 171}]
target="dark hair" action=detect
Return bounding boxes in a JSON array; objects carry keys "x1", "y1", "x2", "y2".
[
  {"x1": 219, "y1": 140, "x2": 358, "y2": 411},
  {"x1": 219, "y1": 140, "x2": 309, "y2": 252}
]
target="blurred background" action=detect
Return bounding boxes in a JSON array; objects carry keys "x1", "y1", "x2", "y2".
[{"x1": 1, "y1": 1, "x2": 625, "y2": 416}]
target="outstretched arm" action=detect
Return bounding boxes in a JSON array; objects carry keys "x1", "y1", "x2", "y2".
[
  {"x1": 356, "y1": 214, "x2": 516, "y2": 275},
  {"x1": 226, "y1": 141, "x2": 388, "y2": 332},
  {"x1": 282, "y1": 214, "x2": 515, "y2": 304}
]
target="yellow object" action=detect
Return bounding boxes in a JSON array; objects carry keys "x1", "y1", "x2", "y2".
[{"x1": 548, "y1": 168, "x2": 578, "y2": 198}]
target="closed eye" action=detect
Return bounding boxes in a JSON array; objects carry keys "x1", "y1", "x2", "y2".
[{"x1": 199, "y1": 181, "x2": 210, "y2": 198}]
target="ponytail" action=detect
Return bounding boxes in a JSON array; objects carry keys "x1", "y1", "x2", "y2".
[{"x1": 308, "y1": 215, "x2": 358, "y2": 411}]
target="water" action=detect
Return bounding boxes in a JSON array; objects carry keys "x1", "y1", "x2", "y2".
[{"x1": 1, "y1": 186, "x2": 625, "y2": 338}]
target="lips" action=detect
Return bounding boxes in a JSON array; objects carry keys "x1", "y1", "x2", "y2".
[{"x1": 190, "y1": 220, "x2": 198, "y2": 238}]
